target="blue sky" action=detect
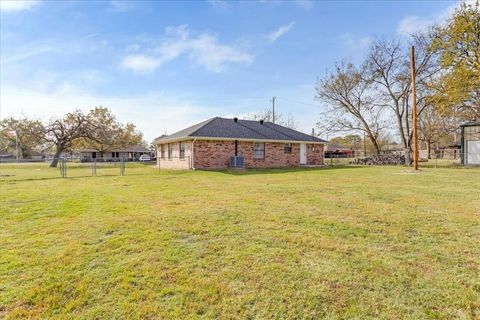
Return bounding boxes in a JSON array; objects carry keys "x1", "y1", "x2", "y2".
[{"x1": 0, "y1": 0, "x2": 458, "y2": 142}]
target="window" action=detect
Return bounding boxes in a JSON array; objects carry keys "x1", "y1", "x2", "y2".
[
  {"x1": 160, "y1": 145, "x2": 165, "y2": 159},
  {"x1": 284, "y1": 143, "x2": 292, "y2": 154},
  {"x1": 168, "y1": 144, "x2": 173, "y2": 159},
  {"x1": 253, "y1": 142, "x2": 265, "y2": 159},
  {"x1": 111, "y1": 152, "x2": 119, "y2": 158},
  {"x1": 179, "y1": 142, "x2": 185, "y2": 159}
]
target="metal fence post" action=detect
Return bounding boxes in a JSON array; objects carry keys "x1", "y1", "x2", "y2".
[
  {"x1": 120, "y1": 157, "x2": 125, "y2": 176},
  {"x1": 92, "y1": 159, "x2": 96, "y2": 176},
  {"x1": 59, "y1": 159, "x2": 66, "y2": 178}
]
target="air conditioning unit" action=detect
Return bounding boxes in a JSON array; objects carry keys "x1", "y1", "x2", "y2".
[{"x1": 230, "y1": 156, "x2": 245, "y2": 168}]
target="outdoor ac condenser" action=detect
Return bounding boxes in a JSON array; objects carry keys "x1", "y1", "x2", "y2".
[{"x1": 229, "y1": 156, "x2": 245, "y2": 168}]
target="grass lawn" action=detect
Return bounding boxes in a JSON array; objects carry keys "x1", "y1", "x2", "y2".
[{"x1": 1, "y1": 164, "x2": 479, "y2": 319}]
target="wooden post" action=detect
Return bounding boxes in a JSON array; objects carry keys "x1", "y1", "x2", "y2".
[{"x1": 410, "y1": 46, "x2": 419, "y2": 171}]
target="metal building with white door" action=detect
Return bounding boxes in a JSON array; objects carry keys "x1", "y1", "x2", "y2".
[{"x1": 460, "y1": 121, "x2": 480, "y2": 165}]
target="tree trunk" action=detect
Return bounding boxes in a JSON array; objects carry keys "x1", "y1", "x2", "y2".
[
  {"x1": 404, "y1": 147, "x2": 412, "y2": 165},
  {"x1": 50, "y1": 146, "x2": 63, "y2": 167},
  {"x1": 427, "y1": 141, "x2": 431, "y2": 159}
]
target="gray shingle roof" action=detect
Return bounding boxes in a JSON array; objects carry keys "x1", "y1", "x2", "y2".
[
  {"x1": 77, "y1": 145, "x2": 150, "y2": 153},
  {"x1": 157, "y1": 117, "x2": 327, "y2": 143}
]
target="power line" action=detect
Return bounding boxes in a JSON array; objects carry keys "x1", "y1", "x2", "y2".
[{"x1": 275, "y1": 96, "x2": 321, "y2": 108}]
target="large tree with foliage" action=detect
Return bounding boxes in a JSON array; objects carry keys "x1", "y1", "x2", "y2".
[
  {"x1": 44, "y1": 110, "x2": 92, "y2": 167},
  {"x1": 75, "y1": 107, "x2": 143, "y2": 157},
  {"x1": 0, "y1": 117, "x2": 46, "y2": 158},
  {"x1": 430, "y1": 1, "x2": 480, "y2": 120},
  {"x1": 315, "y1": 62, "x2": 387, "y2": 155}
]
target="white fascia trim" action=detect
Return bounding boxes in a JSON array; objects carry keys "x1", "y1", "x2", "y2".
[{"x1": 156, "y1": 136, "x2": 325, "y2": 145}]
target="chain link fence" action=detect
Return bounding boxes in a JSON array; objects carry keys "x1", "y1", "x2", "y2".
[
  {"x1": 0, "y1": 158, "x2": 159, "y2": 181},
  {"x1": 325, "y1": 152, "x2": 480, "y2": 168}
]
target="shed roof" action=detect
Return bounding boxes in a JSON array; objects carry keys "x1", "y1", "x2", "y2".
[
  {"x1": 156, "y1": 117, "x2": 327, "y2": 143},
  {"x1": 460, "y1": 121, "x2": 480, "y2": 127},
  {"x1": 325, "y1": 143, "x2": 353, "y2": 152}
]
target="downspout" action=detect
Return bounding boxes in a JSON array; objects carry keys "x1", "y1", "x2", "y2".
[{"x1": 191, "y1": 139, "x2": 197, "y2": 170}]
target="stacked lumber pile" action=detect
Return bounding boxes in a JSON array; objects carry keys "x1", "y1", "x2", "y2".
[{"x1": 352, "y1": 155, "x2": 405, "y2": 165}]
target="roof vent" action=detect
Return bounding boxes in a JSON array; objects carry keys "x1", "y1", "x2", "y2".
[
  {"x1": 233, "y1": 117, "x2": 238, "y2": 122},
  {"x1": 259, "y1": 119, "x2": 264, "y2": 125}
]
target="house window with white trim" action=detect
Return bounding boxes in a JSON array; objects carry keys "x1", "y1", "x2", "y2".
[
  {"x1": 284, "y1": 143, "x2": 292, "y2": 154},
  {"x1": 168, "y1": 144, "x2": 173, "y2": 159},
  {"x1": 179, "y1": 142, "x2": 185, "y2": 160},
  {"x1": 253, "y1": 142, "x2": 265, "y2": 159},
  {"x1": 160, "y1": 144, "x2": 165, "y2": 159}
]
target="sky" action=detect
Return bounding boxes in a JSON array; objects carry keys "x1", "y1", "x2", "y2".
[{"x1": 0, "y1": 0, "x2": 460, "y2": 142}]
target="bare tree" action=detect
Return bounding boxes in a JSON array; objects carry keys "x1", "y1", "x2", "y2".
[
  {"x1": 243, "y1": 109, "x2": 297, "y2": 129},
  {"x1": 364, "y1": 36, "x2": 438, "y2": 164},
  {"x1": 315, "y1": 62, "x2": 387, "y2": 155}
]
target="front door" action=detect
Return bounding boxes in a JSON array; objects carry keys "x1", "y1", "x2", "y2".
[
  {"x1": 467, "y1": 140, "x2": 480, "y2": 165},
  {"x1": 300, "y1": 143, "x2": 307, "y2": 165}
]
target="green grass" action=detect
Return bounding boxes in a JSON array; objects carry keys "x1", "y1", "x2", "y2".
[{"x1": 1, "y1": 164, "x2": 479, "y2": 319}]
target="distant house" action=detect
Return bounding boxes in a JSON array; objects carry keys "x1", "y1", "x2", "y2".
[
  {"x1": 324, "y1": 143, "x2": 354, "y2": 158},
  {"x1": 155, "y1": 117, "x2": 327, "y2": 169},
  {"x1": 460, "y1": 121, "x2": 480, "y2": 165},
  {"x1": 78, "y1": 145, "x2": 151, "y2": 162},
  {"x1": 431, "y1": 141, "x2": 461, "y2": 160}
]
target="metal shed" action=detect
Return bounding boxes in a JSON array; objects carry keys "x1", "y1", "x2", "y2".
[{"x1": 460, "y1": 121, "x2": 480, "y2": 165}]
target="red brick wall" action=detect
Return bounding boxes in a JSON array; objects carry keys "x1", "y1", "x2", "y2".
[
  {"x1": 307, "y1": 143, "x2": 324, "y2": 165},
  {"x1": 193, "y1": 140, "x2": 324, "y2": 169}
]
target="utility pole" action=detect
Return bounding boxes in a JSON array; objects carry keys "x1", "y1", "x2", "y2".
[
  {"x1": 271, "y1": 96, "x2": 276, "y2": 123},
  {"x1": 411, "y1": 46, "x2": 419, "y2": 171}
]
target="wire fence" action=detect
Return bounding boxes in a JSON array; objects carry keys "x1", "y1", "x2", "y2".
[
  {"x1": 1, "y1": 153, "x2": 478, "y2": 182},
  {"x1": 325, "y1": 153, "x2": 480, "y2": 168},
  {"x1": 0, "y1": 158, "x2": 159, "y2": 181}
]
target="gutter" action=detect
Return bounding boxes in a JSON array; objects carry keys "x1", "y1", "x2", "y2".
[
  {"x1": 156, "y1": 136, "x2": 326, "y2": 145},
  {"x1": 191, "y1": 138, "x2": 197, "y2": 170}
]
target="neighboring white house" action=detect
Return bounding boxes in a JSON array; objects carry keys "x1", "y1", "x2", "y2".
[{"x1": 78, "y1": 145, "x2": 152, "y2": 162}]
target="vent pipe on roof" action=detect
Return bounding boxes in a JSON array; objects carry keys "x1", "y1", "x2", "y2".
[
  {"x1": 260, "y1": 119, "x2": 264, "y2": 125},
  {"x1": 233, "y1": 117, "x2": 238, "y2": 122}
]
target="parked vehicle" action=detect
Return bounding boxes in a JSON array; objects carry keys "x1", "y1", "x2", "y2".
[{"x1": 139, "y1": 154, "x2": 151, "y2": 161}]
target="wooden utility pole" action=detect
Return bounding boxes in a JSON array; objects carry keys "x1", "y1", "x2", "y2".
[
  {"x1": 410, "y1": 46, "x2": 419, "y2": 170},
  {"x1": 271, "y1": 97, "x2": 276, "y2": 124}
]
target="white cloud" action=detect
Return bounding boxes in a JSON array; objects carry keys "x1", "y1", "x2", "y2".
[
  {"x1": 340, "y1": 34, "x2": 373, "y2": 50},
  {"x1": 109, "y1": 0, "x2": 133, "y2": 12},
  {"x1": 267, "y1": 22, "x2": 295, "y2": 43},
  {"x1": 294, "y1": 0, "x2": 314, "y2": 9},
  {"x1": 121, "y1": 25, "x2": 253, "y2": 73},
  {"x1": 121, "y1": 54, "x2": 163, "y2": 74},
  {"x1": 0, "y1": 84, "x2": 221, "y2": 142},
  {"x1": 1, "y1": 45, "x2": 54, "y2": 64},
  {"x1": 395, "y1": 1, "x2": 476, "y2": 36},
  {"x1": 0, "y1": 0, "x2": 40, "y2": 12}
]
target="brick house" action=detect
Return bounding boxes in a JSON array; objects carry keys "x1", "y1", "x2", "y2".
[{"x1": 155, "y1": 117, "x2": 326, "y2": 169}]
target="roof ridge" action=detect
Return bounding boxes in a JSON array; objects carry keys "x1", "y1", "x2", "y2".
[
  {"x1": 235, "y1": 120, "x2": 270, "y2": 139},
  {"x1": 188, "y1": 117, "x2": 218, "y2": 137},
  {"x1": 263, "y1": 122, "x2": 299, "y2": 141}
]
